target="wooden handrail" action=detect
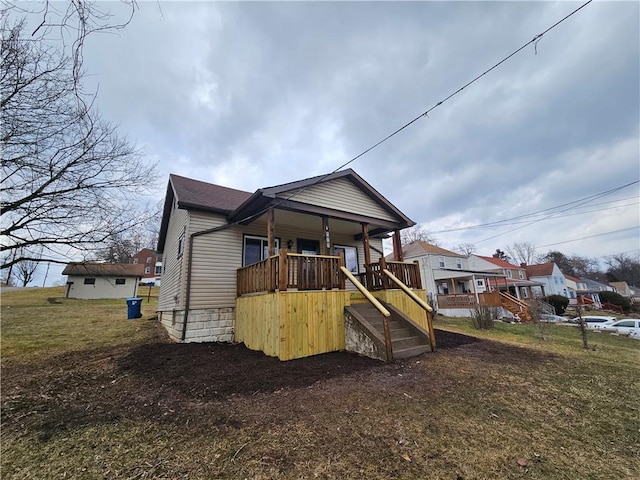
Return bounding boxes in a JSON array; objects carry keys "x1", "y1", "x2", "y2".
[
  {"x1": 382, "y1": 269, "x2": 433, "y2": 312},
  {"x1": 341, "y1": 266, "x2": 393, "y2": 361},
  {"x1": 383, "y1": 268, "x2": 436, "y2": 352},
  {"x1": 500, "y1": 291, "x2": 528, "y2": 310},
  {"x1": 341, "y1": 267, "x2": 390, "y2": 317}
]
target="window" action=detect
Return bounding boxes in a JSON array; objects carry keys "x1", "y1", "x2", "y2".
[
  {"x1": 84, "y1": 278, "x2": 95, "y2": 285},
  {"x1": 518, "y1": 270, "x2": 524, "y2": 279},
  {"x1": 334, "y1": 245, "x2": 358, "y2": 274},
  {"x1": 476, "y1": 279, "x2": 485, "y2": 287},
  {"x1": 243, "y1": 236, "x2": 279, "y2": 266},
  {"x1": 177, "y1": 232, "x2": 185, "y2": 257},
  {"x1": 155, "y1": 265, "x2": 162, "y2": 275},
  {"x1": 146, "y1": 256, "x2": 152, "y2": 263},
  {"x1": 132, "y1": 258, "x2": 139, "y2": 264},
  {"x1": 116, "y1": 278, "x2": 126, "y2": 285},
  {"x1": 456, "y1": 259, "x2": 462, "y2": 269},
  {"x1": 439, "y1": 256, "x2": 445, "y2": 268},
  {"x1": 145, "y1": 267, "x2": 151, "y2": 274},
  {"x1": 506, "y1": 270, "x2": 512, "y2": 279}
]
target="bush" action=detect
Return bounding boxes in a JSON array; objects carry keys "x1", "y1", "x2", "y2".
[
  {"x1": 470, "y1": 304, "x2": 496, "y2": 330},
  {"x1": 545, "y1": 295, "x2": 569, "y2": 315},
  {"x1": 599, "y1": 291, "x2": 631, "y2": 313}
]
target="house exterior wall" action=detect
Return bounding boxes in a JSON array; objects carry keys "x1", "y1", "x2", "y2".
[
  {"x1": 404, "y1": 252, "x2": 468, "y2": 299},
  {"x1": 65, "y1": 275, "x2": 139, "y2": 299},
  {"x1": 158, "y1": 208, "x2": 385, "y2": 344},
  {"x1": 278, "y1": 177, "x2": 397, "y2": 222},
  {"x1": 157, "y1": 207, "x2": 189, "y2": 311},
  {"x1": 130, "y1": 248, "x2": 158, "y2": 279},
  {"x1": 530, "y1": 264, "x2": 568, "y2": 297}
]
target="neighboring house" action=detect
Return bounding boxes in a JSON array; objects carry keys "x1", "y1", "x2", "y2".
[
  {"x1": 525, "y1": 262, "x2": 568, "y2": 297},
  {"x1": 470, "y1": 256, "x2": 542, "y2": 301},
  {"x1": 130, "y1": 248, "x2": 163, "y2": 285},
  {"x1": 63, "y1": 263, "x2": 145, "y2": 299},
  {"x1": 397, "y1": 242, "x2": 515, "y2": 317},
  {"x1": 563, "y1": 274, "x2": 601, "y2": 308},
  {"x1": 610, "y1": 281, "x2": 640, "y2": 304},
  {"x1": 157, "y1": 169, "x2": 433, "y2": 361}
]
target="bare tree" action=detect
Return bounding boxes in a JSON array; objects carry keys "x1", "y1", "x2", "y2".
[
  {"x1": 453, "y1": 243, "x2": 477, "y2": 256},
  {"x1": 606, "y1": 253, "x2": 640, "y2": 286},
  {"x1": 400, "y1": 225, "x2": 437, "y2": 246},
  {"x1": 1, "y1": 19, "x2": 157, "y2": 271},
  {"x1": 506, "y1": 241, "x2": 536, "y2": 266},
  {"x1": 13, "y1": 248, "x2": 40, "y2": 287}
]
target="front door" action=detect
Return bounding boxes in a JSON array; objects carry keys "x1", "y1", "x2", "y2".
[{"x1": 297, "y1": 239, "x2": 320, "y2": 289}]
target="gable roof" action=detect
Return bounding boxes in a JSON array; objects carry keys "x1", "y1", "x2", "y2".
[
  {"x1": 476, "y1": 255, "x2": 521, "y2": 269},
  {"x1": 62, "y1": 263, "x2": 145, "y2": 277},
  {"x1": 564, "y1": 273, "x2": 582, "y2": 283},
  {"x1": 526, "y1": 262, "x2": 555, "y2": 277},
  {"x1": 402, "y1": 241, "x2": 464, "y2": 258},
  {"x1": 158, "y1": 169, "x2": 414, "y2": 252}
]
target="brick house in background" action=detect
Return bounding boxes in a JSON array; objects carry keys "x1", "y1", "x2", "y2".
[{"x1": 130, "y1": 248, "x2": 163, "y2": 285}]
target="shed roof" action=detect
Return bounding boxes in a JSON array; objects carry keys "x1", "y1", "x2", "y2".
[{"x1": 62, "y1": 263, "x2": 146, "y2": 277}]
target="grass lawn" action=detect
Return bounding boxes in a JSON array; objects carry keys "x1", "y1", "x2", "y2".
[{"x1": 1, "y1": 288, "x2": 639, "y2": 479}]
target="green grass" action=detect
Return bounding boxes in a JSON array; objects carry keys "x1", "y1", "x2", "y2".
[
  {"x1": 2, "y1": 288, "x2": 639, "y2": 479},
  {"x1": 1, "y1": 286, "x2": 160, "y2": 361}
]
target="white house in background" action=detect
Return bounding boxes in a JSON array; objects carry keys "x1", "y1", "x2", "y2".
[
  {"x1": 63, "y1": 263, "x2": 145, "y2": 299},
  {"x1": 525, "y1": 262, "x2": 568, "y2": 297},
  {"x1": 469, "y1": 255, "x2": 542, "y2": 300}
]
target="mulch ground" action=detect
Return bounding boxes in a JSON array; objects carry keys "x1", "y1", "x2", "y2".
[{"x1": 1, "y1": 326, "x2": 549, "y2": 442}]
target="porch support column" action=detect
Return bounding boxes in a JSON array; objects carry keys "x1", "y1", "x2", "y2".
[
  {"x1": 361, "y1": 223, "x2": 371, "y2": 265},
  {"x1": 321, "y1": 216, "x2": 330, "y2": 255},
  {"x1": 392, "y1": 229, "x2": 403, "y2": 261},
  {"x1": 472, "y1": 274, "x2": 480, "y2": 304},
  {"x1": 267, "y1": 207, "x2": 276, "y2": 256},
  {"x1": 450, "y1": 278, "x2": 457, "y2": 294}
]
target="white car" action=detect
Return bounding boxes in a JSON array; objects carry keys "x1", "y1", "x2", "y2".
[
  {"x1": 571, "y1": 316, "x2": 617, "y2": 330},
  {"x1": 599, "y1": 318, "x2": 640, "y2": 336},
  {"x1": 539, "y1": 314, "x2": 567, "y2": 323}
]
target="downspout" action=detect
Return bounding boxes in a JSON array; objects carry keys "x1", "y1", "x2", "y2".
[{"x1": 181, "y1": 223, "x2": 235, "y2": 341}]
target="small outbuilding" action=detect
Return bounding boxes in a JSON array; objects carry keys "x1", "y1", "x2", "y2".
[{"x1": 63, "y1": 263, "x2": 145, "y2": 299}]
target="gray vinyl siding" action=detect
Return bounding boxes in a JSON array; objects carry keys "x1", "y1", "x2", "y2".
[
  {"x1": 65, "y1": 275, "x2": 139, "y2": 299},
  {"x1": 157, "y1": 208, "x2": 189, "y2": 311},
  {"x1": 277, "y1": 177, "x2": 397, "y2": 222}
]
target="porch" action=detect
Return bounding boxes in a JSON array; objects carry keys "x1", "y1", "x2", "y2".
[{"x1": 235, "y1": 251, "x2": 433, "y2": 361}]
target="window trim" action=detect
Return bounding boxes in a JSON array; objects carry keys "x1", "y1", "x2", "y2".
[
  {"x1": 334, "y1": 244, "x2": 359, "y2": 274},
  {"x1": 84, "y1": 277, "x2": 96, "y2": 285},
  {"x1": 438, "y1": 256, "x2": 445, "y2": 268},
  {"x1": 115, "y1": 278, "x2": 126, "y2": 285}
]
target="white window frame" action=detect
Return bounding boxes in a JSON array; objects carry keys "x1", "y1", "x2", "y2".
[
  {"x1": 334, "y1": 245, "x2": 359, "y2": 274},
  {"x1": 438, "y1": 256, "x2": 445, "y2": 268},
  {"x1": 242, "y1": 235, "x2": 280, "y2": 267},
  {"x1": 456, "y1": 259, "x2": 462, "y2": 269}
]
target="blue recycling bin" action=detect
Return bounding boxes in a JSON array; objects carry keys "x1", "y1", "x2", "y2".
[{"x1": 126, "y1": 297, "x2": 143, "y2": 319}]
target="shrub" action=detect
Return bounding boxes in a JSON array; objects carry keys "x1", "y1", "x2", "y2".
[
  {"x1": 545, "y1": 295, "x2": 569, "y2": 315},
  {"x1": 470, "y1": 304, "x2": 496, "y2": 330},
  {"x1": 598, "y1": 291, "x2": 631, "y2": 313}
]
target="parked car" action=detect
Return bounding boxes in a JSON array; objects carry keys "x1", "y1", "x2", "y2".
[
  {"x1": 539, "y1": 314, "x2": 567, "y2": 323},
  {"x1": 570, "y1": 316, "x2": 617, "y2": 330},
  {"x1": 598, "y1": 318, "x2": 640, "y2": 336}
]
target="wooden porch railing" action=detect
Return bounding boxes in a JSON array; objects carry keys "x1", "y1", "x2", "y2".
[
  {"x1": 361, "y1": 258, "x2": 422, "y2": 291},
  {"x1": 237, "y1": 249, "x2": 345, "y2": 296},
  {"x1": 602, "y1": 302, "x2": 623, "y2": 314},
  {"x1": 436, "y1": 292, "x2": 501, "y2": 309}
]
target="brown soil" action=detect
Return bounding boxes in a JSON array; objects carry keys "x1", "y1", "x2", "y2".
[{"x1": 0, "y1": 325, "x2": 549, "y2": 442}]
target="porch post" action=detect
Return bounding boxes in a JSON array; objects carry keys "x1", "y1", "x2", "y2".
[
  {"x1": 278, "y1": 248, "x2": 288, "y2": 291},
  {"x1": 472, "y1": 274, "x2": 480, "y2": 304},
  {"x1": 267, "y1": 207, "x2": 276, "y2": 256},
  {"x1": 393, "y1": 229, "x2": 403, "y2": 261},
  {"x1": 321, "y1": 216, "x2": 330, "y2": 255},
  {"x1": 361, "y1": 223, "x2": 371, "y2": 265}
]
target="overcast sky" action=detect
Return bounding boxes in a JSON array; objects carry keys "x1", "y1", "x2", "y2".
[{"x1": 17, "y1": 1, "x2": 640, "y2": 285}]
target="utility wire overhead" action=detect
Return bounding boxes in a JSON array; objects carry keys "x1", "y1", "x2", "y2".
[{"x1": 534, "y1": 226, "x2": 639, "y2": 249}]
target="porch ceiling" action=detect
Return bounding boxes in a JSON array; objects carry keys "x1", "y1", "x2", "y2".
[
  {"x1": 433, "y1": 270, "x2": 505, "y2": 281},
  {"x1": 251, "y1": 209, "x2": 393, "y2": 237}
]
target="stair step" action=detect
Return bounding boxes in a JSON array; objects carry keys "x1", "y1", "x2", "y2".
[
  {"x1": 391, "y1": 335, "x2": 423, "y2": 350},
  {"x1": 393, "y1": 344, "x2": 430, "y2": 359}
]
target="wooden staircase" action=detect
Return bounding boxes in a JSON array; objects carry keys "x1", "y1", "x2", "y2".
[
  {"x1": 344, "y1": 302, "x2": 431, "y2": 360},
  {"x1": 499, "y1": 291, "x2": 531, "y2": 321}
]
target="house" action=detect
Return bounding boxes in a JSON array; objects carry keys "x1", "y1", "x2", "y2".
[
  {"x1": 157, "y1": 169, "x2": 434, "y2": 361},
  {"x1": 63, "y1": 262, "x2": 145, "y2": 299},
  {"x1": 525, "y1": 262, "x2": 568, "y2": 297},
  {"x1": 609, "y1": 281, "x2": 640, "y2": 304},
  {"x1": 130, "y1": 248, "x2": 163, "y2": 285},
  {"x1": 469, "y1": 256, "x2": 542, "y2": 301}
]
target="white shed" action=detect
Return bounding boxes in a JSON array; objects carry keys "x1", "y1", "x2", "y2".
[{"x1": 63, "y1": 263, "x2": 145, "y2": 299}]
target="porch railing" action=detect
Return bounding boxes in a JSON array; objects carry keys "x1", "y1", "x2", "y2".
[
  {"x1": 361, "y1": 258, "x2": 422, "y2": 291},
  {"x1": 237, "y1": 249, "x2": 345, "y2": 296},
  {"x1": 436, "y1": 292, "x2": 501, "y2": 309}
]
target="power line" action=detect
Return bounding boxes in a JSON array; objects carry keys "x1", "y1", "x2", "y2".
[
  {"x1": 431, "y1": 182, "x2": 639, "y2": 234},
  {"x1": 535, "y1": 226, "x2": 639, "y2": 249}
]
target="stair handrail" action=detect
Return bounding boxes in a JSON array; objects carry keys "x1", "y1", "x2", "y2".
[
  {"x1": 382, "y1": 268, "x2": 436, "y2": 352},
  {"x1": 382, "y1": 269, "x2": 433, "y2": 312},
  {"x1": 341, "y1": 266, "x2": 393, "y2": 361},
  {"x1": 499, "y1": 291, "x2": 528, "y2": 310}
]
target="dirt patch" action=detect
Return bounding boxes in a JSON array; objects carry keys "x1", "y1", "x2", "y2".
[{"x1": 1, "y1": 327, "x2": 557, "y2": 442}]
